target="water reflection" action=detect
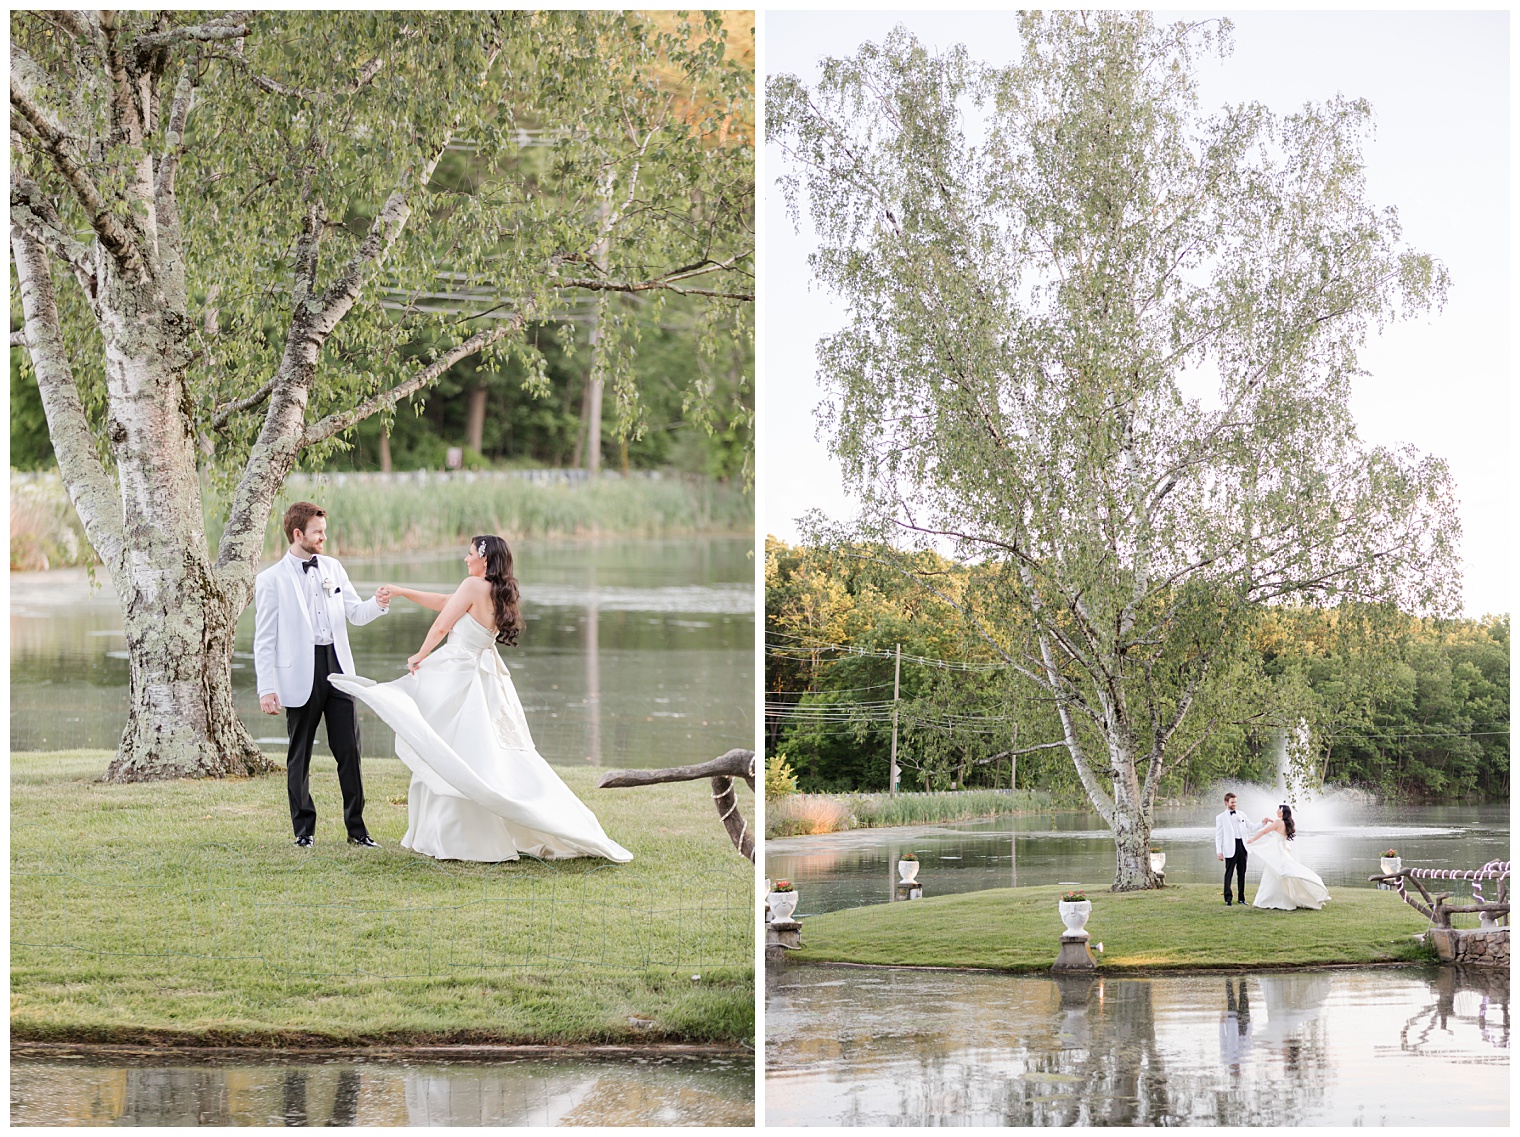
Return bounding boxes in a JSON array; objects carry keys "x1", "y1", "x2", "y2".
[
  {"x1": 765, "y1": 965, "x2": 1507, "y2": 1126},
  {"x1": 12, "y1": 1053, "x2": 754, "y2": 1127},
  {"x1": 10, "y1": 538, "x2": 754, "y2": 769},
  {"x1": 765, "y1": 804, "x2": 1511, "y2": 915}
]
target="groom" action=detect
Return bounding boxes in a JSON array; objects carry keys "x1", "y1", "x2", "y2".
[
  {"x1": 254, "y1": 502, "x2": 390, "y2": 848},
  {"x1": 1215, "y1": 791, "x2": 1261, "y2": 906}
]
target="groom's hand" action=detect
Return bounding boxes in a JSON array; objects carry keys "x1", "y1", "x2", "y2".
[
  {"x1": 1217, "y1": 853, "x2": 1224, "y2": 861},
  {"x1": 375, "y1": 585, "x2": 392, "y2": 609},
  {"x1": 260, "y1": 693, "x2": 281, "y2": 715}
]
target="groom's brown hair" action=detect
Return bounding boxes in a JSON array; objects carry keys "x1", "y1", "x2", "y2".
[{"x1": 283, "y1": 501, "x2": 326, "y2": 543}]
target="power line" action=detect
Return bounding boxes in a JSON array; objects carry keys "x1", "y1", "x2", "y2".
[{"x1": 765, "y1": 633, "x2": 1008, "y2": 672}]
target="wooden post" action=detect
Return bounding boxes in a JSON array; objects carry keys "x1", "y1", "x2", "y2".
[{"x1": 889, "y1": 642, "x2": 901, "y2": 795}]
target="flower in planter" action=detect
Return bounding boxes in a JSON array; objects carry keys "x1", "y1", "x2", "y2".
[
  {"x1": 1382, "y1": 849, "x2": 1398, "y2": 859},
  {"x1": 898, "y1": 852, "x2": 919, "y2": 861},
  {"x1": 1061, "y1": 890, "x2": 1087, "y2": 904},
  {"x1": 1149, "y1": 847, "x2": 1162, "y2": 854},
  {"x1": 772, "y1": 880, "x2": 795, "y2": 893}
]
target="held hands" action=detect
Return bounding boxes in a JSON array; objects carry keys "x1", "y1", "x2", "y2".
[
  {"x1": 375, "y1": 585, "x2": 393, "y2": 609},
  {"x1": 260, "y1": 693, "x2": 281, "y2": 715}
]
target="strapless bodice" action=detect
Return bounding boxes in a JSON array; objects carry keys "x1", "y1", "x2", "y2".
[{"x1": 448, "y1": 612, "x2": 500, "y2": 652}]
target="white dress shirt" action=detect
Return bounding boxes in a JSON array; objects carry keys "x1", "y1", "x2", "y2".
[{"x1": 289, "y1": 551, "x2": 335, "y2": 646}]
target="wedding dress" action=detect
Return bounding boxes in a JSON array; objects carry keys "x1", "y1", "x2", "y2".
[
  {"x1": 329, "y1": 613, "x2": 632, "y2": 863},
  {"x1": 1251, "y1": 831, "x2": 1329, "y2": 910}
]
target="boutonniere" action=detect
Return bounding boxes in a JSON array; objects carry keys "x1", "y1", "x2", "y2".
[{"x1": 321, "y1": 575, "x2": 337, "y2": 597}]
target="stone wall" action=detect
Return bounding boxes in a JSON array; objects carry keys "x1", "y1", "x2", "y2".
[{"x1": 1428, "y1": 927, "x2": 1509, "y2": 967}]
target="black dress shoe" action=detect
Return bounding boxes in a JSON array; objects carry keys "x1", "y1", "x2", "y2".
[
  {"x1": 348, "y1": 835, "x2": 380, "y2": 848},
  {"x1": 294, "y1": 835, "x2": 314, "y2": 848}
]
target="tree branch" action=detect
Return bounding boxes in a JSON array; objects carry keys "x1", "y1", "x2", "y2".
[
  {"x1": 597, "y1": 749, "x2": 756, "y2": 789},
  {"x1": 556, "y1": 276, "x2": 754, "y2": 302},
  {"x1": 248, "y1": 54, "x2": 384, "y2": 102},
  {"x1": 599, "y1": 749, "x2": 756, "y2": 861},
  {"x1": 300, "y1": 321, "x2": 521, "y2": 448},
  {"x1": 210, "y1": 379, "x2": 276, "y2": 431},
  {"x1": 10, "y1": 170, "x2": 94, "y2": 279},
  {"x1": 133, "y1": 15, "x2": 251, "y2": 56},
  {"x1": 10, "y1": 77, "x2": 137, "y2": 266},
  {"x1": 10, "y1": 224, "x2": 127, "y2": 570}
]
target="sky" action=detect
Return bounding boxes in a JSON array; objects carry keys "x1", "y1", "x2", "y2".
[{"x1": 760, "y1": 10, "x2": 1511, "y2": 619}]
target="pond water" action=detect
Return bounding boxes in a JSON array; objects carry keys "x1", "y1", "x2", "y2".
[
  {"x1": 765, "y1": 964, "x2": 1507, "y2": 1126},
  {"x1": 10, "y1": 537, "x2": 754, "y2": 769},
  {"x1": 12, "y1": 1051, "x2": 754, "y2": 1127},
  {"x1": 764, "y1": 803, "x2": 1511, "y2": 916}
]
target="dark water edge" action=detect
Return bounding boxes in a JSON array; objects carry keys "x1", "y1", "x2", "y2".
[{"x1": 11, "y1": 1046, "x2": 755, "y2": 1127}]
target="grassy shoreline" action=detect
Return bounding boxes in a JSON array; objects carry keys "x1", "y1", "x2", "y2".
[
  {"x1": 788, "y1": 883, "x2": 1445, "y2": 972},
  {"x1": 766, "y1": 788, "x2": 1050, "y2": 839},
  {"x1": 12, "y1": 751, "x2": 754, "y2": 1048},
  {"x1": 12, "y1": 470, "x2": 753, "y2": 569}
]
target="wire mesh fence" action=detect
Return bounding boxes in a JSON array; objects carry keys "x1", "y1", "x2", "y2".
[{"x1": 12, "y1": 844, "x2": 753, "y2": 980}]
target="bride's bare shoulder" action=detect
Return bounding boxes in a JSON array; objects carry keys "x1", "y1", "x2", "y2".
[{"x1": 456, "y1": 576, "x2": 491, "y2": 595}]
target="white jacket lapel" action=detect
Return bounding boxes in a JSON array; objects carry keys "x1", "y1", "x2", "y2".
[{"x1": 285, "y1": 555, "x2": 315, "y2": 630}]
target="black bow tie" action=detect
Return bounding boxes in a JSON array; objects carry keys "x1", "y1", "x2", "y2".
[
  {"x1": 301, "y1": 556, "x2": 319, "y2": 573},
  {"x1": 1229, "y1": 810, "x2": 1236, "y2": 815}
]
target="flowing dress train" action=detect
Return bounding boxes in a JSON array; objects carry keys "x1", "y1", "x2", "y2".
[
  {"x1": 1251, "y1": 831, "x2": 1329, "y2": 910},
  {"x1": 329, "y1": 613, "x2": 632, "y2": 863}
]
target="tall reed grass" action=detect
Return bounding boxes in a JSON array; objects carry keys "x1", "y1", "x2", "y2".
[
  {"x1": 10, "y1": 470, "x2": 752, "y2": 568},
  {"x1": 10, "y1": 479, "x2": 88, "y2": 571},
  {"x1": 767, "y1": 787, "x2": 1050, "y2": 838}
]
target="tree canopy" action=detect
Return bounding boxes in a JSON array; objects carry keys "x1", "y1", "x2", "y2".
[
  {"x1": 9, "y1": 9, "x2": 753, "y2": 781},
  {"x1": 13, "y1": 9, "x2": 753, "y2": 489},
  {"x1": 769, "y1": 13, "x2": 1461, "y2": 887}
]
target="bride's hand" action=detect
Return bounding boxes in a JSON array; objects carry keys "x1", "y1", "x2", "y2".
[{"x1": 407, "y1": 650, "x2": 427, "y2": 674}]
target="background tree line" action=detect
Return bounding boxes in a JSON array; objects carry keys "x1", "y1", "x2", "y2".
[
  {"x1": 767, "y1": 538, "x2": 1508, "y2": 804},
  {"x1": 13, "y1": 297, "x2": 751, "y2": 480}
]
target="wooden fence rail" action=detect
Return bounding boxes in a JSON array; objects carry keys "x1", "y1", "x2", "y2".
[{"x1": 1369, "y1": 860, "x2": 1510, "y2": 929}]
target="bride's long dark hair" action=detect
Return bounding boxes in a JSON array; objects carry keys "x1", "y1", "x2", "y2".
[
  {"x1": 472, "y1": 534, "x2": 522, "y2": 646},
  {"x1": 1280, "y1": 804, "x2": 1296, "y2": 841}
]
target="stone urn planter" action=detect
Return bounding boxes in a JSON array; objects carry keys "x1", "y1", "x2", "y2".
[
  {"x1": 897, "y1": 855, "x2": 920, "y2": 884},
  {"x1": 767, "y1": 888, "x2": 799, "y2": 923},
  {"x1": 1149, "y1": 850, "x2": 1166, "y2": 874},
  {"x1": 1058, "y1": 895, "x2": 1092, "y2": 935},
  {"x1": 1380, "y1": 854, "x2": 1402, "y2": 877}
]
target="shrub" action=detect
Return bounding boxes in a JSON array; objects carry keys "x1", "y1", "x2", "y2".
[{"x1": 766, "y1": 752, "x2": 799, "y2": 800}]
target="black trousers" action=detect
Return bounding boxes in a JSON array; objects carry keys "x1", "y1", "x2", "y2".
[
  {"x1": 1223, "y1": 838, "x2": 1248, "y2": 903},
  {"x1": 285, "y1": 644, "x2": 367, "y2": 840}
]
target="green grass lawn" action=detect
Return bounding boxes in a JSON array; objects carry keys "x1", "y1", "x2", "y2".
[
  {"x1": 791, "y1": 883, "x2": 1442, "y2": 972},
  {"x1": 12, "y1": 752, "x2": 754, "y2": 1047}
]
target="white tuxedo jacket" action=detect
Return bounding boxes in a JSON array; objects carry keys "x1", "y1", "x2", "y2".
[
  {"x1": 253, "y1": 553, "x2": 387, "y2": 707},
  {"x1": 1215, "y1": 808, "x2": 1261, "y2": 857}
]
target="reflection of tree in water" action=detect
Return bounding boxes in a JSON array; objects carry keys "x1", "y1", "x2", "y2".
[
  {"x1": 1397, "y1": 965, "x2": 1510, "y2": 1058},
  {"x1": 1053, "y1": 978, "x2": 1173, "y2": 1125}
]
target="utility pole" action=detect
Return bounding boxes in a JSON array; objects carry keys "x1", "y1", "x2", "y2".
[{"x1": 889, "y1": 642, "x2": 901, "y2": 795}]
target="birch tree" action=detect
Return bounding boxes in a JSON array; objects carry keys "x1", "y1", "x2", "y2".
[
  {"x1": 769, "y1": 13, "x2": 1459, "y2": 889},
  {"x1": 11, "y1": 9, "x2": 753, "y2": 781}
]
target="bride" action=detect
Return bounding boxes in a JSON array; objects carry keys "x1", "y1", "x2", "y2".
[
  {"x1": 1246, "y1": 804, "x2": 1328, "y2": 911},
  {"x1": 329, "y1": 535, "x2": 632, "y2": 864}
]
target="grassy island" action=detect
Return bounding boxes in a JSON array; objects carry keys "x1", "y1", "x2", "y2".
[
  {"x1": 790, "y1": 883, "x2": 1441, "y2": 972},
  {"x1": 11, "y1": 752, "x2": 752, "y2": 1049}
]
